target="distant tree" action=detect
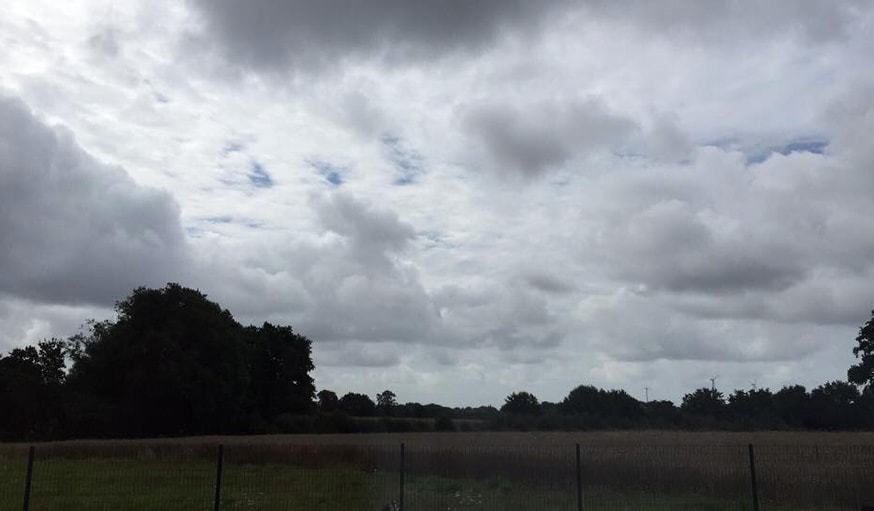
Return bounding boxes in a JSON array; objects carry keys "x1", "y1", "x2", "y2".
[
  {"x1": 317, "y1": 390, "x2": 340, "y2": 412},
  {"x1": 849, "y1": 310, "x2": 874, "y2": 388},
  {"x1": 644, "y1": 399, "x2": 680, "y2": 424},
  {"x1": 728, "y1": 388, "x2": 774, "y2": 417},
  {"x1": 501, "y1": 391, "x2": 540, "y2": 415},
  {"x1": 681, "y1": 388, "x2": 726, "y2": 417},
  {"x1": 399, "y1": 402, "x2": 426, "y2": 418},
  {"x1": 561, "y1": 385, "x2": 642, "y2": 419},
  {"x1": 561, "y1": 385, "x2": 602, "y2": 415},
  {"x1": 807, "y1": 381, "x2": 860, "y2": 430},
  {"x1": 339, "y1": 392, "x2": 377, "y2": 416},
  {"x1": 773, "y1": 385, "x2": 809, "y2": 427},
  {"x1": 422, "y1": 403, "x2": 453, "y2": 418},
  {"x1": 376, "y1": 390, "x2": 397, "y2": 416}
]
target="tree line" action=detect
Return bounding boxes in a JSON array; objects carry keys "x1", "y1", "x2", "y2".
[{"x1": 2, "y1": 283, "x2": 874, "y2": 440}]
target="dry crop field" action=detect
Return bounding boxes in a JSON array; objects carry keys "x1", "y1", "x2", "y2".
[{"x1": 2, "y1": 431, "x2": 874, "y2": 510}]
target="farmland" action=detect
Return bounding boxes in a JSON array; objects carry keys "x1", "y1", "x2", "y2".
[{"x1": 2, "y1": 431, "x2": 874, "y2": 510}]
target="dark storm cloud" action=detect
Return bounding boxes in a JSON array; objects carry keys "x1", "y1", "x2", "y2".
[
  {"x1": 0, "y1": 96, "x2": 188, "y2": 305},
  {"x1": 461, "y1": 100, "x2": 637, "y2": 177},
  {"x1": 187, "y1": 0, "x2": 566, "y2": 72}
]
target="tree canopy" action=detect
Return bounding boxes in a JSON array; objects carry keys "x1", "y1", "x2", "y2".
[
  {"x1": 5, "y1": 283, "x2": 317, "y2": 439},
  {"x1": 849, "y1": 310, "x2": 874, "y2": 388}
]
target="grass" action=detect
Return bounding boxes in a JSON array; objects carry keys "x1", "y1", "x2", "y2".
[
  {"x1": 0, "y1": 458, "x2": 756, "y2": 511},
  {"x1": 1, "y1": 431, "x2": 873, "y2": 510}
]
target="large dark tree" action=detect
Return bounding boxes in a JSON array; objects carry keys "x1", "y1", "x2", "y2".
[
  {"x1": 67, "y1": 284, "x2": 252, "y2": 436},
  {"x1": 244, "y1": 323, "x2": 315, "y2": 420},
  {"x1": 849, "y1": 310, "x2": 874, "y2": 388}
]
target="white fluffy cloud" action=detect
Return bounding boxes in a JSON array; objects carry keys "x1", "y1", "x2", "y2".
[{"x1": 1, "y1": 0, "x2": 873, "y2": 405}]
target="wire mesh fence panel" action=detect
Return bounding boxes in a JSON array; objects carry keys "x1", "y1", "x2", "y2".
[
  {"x1": 578, "y1": 443, "x2": 751, "y2": 511},
  {"x1": 3, "y1": 434, "x2": 874, "y2": 510},
  {"x1": 0, "y1": 445, "x2": 29, "y2": 511},
  {"x1": 403, "y1": 441, "x2": 577, "y2": 511},
  {"x1": 220, "y1": 442, "x2": 399, "y2": 510},
  {"x1": 755, "y1": 443, "x2": 874, "y2": 511},
  {"x1": 24, "y1": 441, "x2": 215, "y2": 511}
]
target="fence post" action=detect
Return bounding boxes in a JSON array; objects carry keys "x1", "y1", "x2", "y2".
[
  {"x1": 213, "y1": 444, "x2": 224, "y2": 511},
  {"x1": 748, "y1": 443, "x2": 760, "y2": 511},
  {"x1": 22, "y1": 445, "x2": 35, "y2": 511},
  {"x1": 576, "y1": 443, "x2": 583, "y2": 511},
  {"x1": 399, "y1": 442, "x2": 405, "y2": 511}
]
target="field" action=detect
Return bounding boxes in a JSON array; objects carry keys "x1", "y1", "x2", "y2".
[{"x1": 2, "y1": 431, "x2": 874, "y2": 510}]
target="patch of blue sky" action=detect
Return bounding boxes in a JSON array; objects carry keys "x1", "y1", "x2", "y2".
[
  {"x1": 248, "y1": 161, "x2": 274, "y2": 188},
  {"x1": 705, "y1": 137, "x2": 828, "y2": 165},
  {"x1": 382, "y1": 134, "x2": 424, "y2": 185},
  {"x1": 184, "y1": 226, "x2": 205, "y2": 238},
  {"x1": 221, "y1": 141, "x2": 245, "y2": 156},
  {"x1": 206, "y1": 216, "x2": 233, "y2": 224},
  {"x1": 776, "y1": 139, "x2": 827, "y2": 155},
  {"x1": 419, "y1": 230, "x2": 454, "y2": 249},
  {"x1": 308, "y1": 159, "x2": 345, "y2": 187},
  {"x1": 746, "y1": 138, "x2": 828, "y2": 164}
]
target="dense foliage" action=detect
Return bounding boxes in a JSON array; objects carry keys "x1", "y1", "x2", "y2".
[
  {"x1": 2, "y1": 288, "x2": 874, "y2": 440},
  {"x1": 0, "y1": 284, "x2": 315, "y2": 440}
]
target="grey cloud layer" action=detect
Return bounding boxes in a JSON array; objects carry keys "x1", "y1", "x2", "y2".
[
  {"x1": 187, "y1": 0, "x2": 564, "y2": 72},
  {"x1": 0, "y1": 96, "x2": 188, "y2": 305},
  {"x1": 461, "y1": 100, "x2": 636, "y2": 177},
  {"x1": 186, "y1": 0, "x2": 866, "y2": 75}
]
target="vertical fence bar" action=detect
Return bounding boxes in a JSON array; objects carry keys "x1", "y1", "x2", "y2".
[
  {"x1": 576, "y1": 443, "x2": 583, "y2": 511},
  {"x1": 748, "y1": 444, "x2": 760, "y2": 511},
  {"x1": 399, "y1": 442, "x2": 405, "y2": 511},
  {"x1": 22, "y1": 445, "x2": 35, "y2": 511},
  {"x1": 213, "y1": 444, "x2": 224, "y2": 511}
]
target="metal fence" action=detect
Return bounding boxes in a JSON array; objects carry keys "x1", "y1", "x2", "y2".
[{"x1": 1, "y1": 440, "x2": 873, "y2": 510}]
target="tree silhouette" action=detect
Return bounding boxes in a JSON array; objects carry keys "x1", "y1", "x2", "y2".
[
  {"x1": 681, "y1": 388, "x2": 726, "y2": 417},
  {"x1": 376, "y1": 390, "x2": 397, "y2": 416},
  {"x1": 244, "y1": 323, "x2": 316, "y2": 420},
  {"x1": 561, "y1": 385, "x2": 642, "y2": 419},
  {"x1": 0, "y1": 339, "x2": 68, "y2": 439},
  {"x1": 339, "y1": 392, "x2": 377, "y2": 416},
  {"x1": 849, "y1": 310, "x2": 874, "y2": 388},
  {"x1": 501, "y1": 391, "x2": 540, "y2": 415},
  {"x1": 317, "y1": 390, "x2": 340, "y2": 411}
]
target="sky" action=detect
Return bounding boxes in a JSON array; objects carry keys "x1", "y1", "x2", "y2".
[{"x1": 1, "y1": 1, "x2": 874, "y2": 407}]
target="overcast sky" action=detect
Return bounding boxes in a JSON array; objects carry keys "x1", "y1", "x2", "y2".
[{"x1": 2, "y1": 1, "x2": 873, "y2": 407}]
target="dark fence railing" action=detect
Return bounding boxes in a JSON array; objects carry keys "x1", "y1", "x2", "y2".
[{"x1": 1, "y1": 440, "x2": 873, "y2": 510}]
